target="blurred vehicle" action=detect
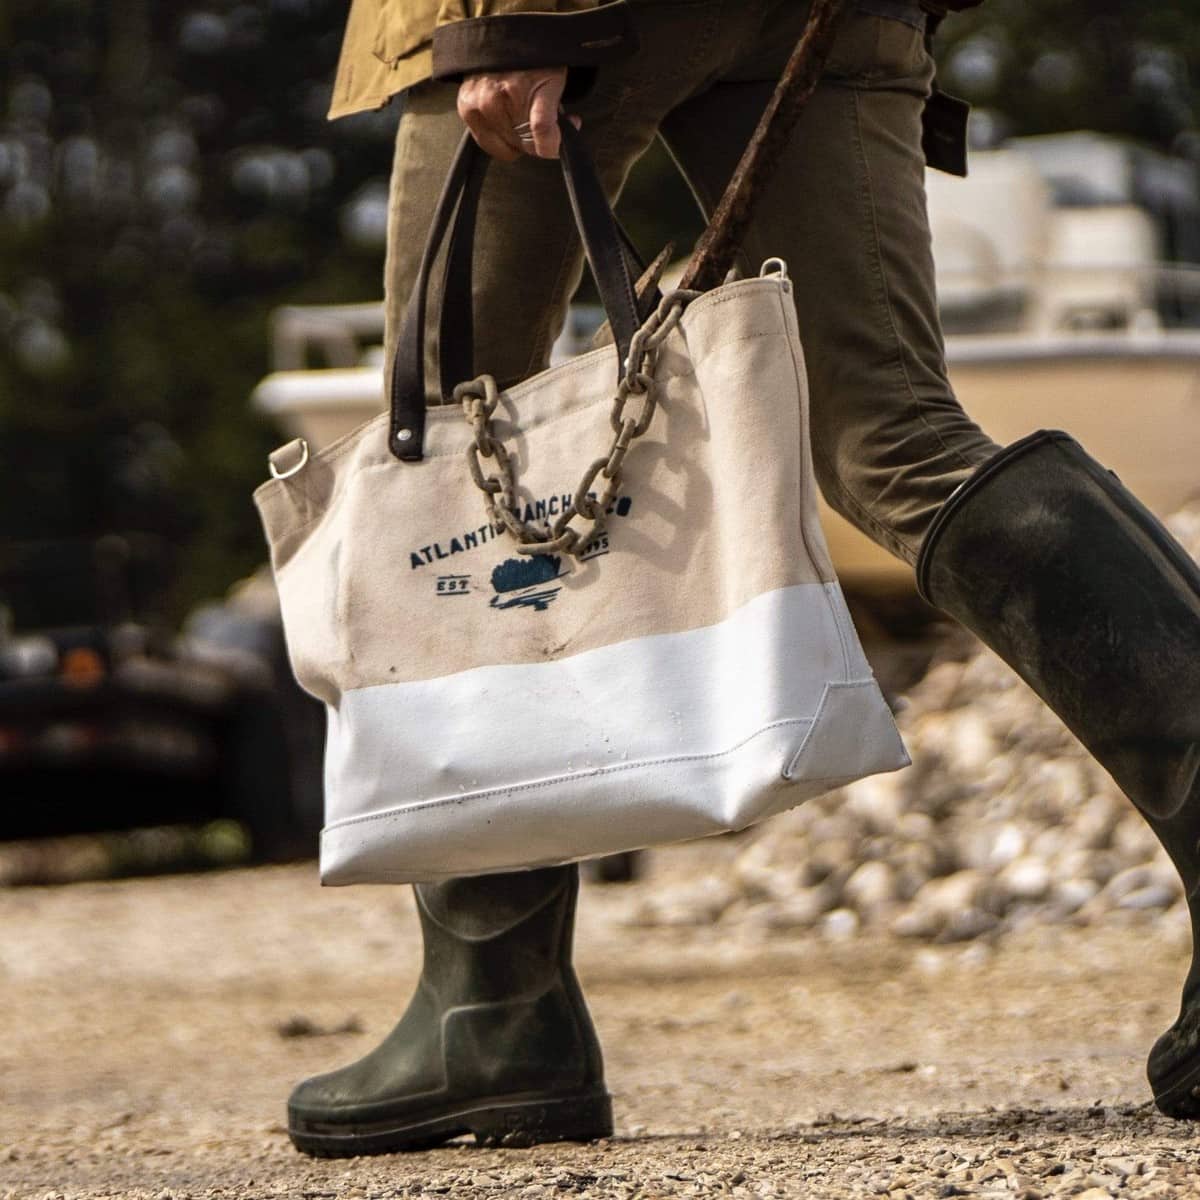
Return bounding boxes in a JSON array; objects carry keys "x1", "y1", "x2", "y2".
[{"x1": 0, "y1": 534, "x2": 319, "y2": 860}]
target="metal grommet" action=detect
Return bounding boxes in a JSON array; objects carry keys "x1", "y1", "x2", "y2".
[{"x1": 268, "y1": 438, "x2": 309, "y2": 480}]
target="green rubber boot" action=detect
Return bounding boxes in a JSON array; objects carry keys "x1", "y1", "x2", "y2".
[
  {"x1": 917, "y1": 430, "x2": 1200, "y2": 1118},
  {"x1": 287, "y1": 864, "x2": 612, "y2": 1156}
]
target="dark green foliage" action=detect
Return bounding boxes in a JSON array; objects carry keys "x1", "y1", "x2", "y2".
[
  {"x1": 936, "y1": 1, "x2": 1200, "y2": 151},
  {"x1": 0, "y1": 0, "x2": 394, "y2": 618},
  {"x1": 0, "y1": 2, "x2": 1196, "y2": 622}
]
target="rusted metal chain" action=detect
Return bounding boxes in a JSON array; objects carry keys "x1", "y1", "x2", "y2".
[
  {"x1": 458, "y1": 288, "x2": 697, "y2": 559},
  {"x1": 680, "y1": 0, "x2": 853, "y2": 293}
]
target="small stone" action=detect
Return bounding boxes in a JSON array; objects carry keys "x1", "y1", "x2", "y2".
[
  {"x1": 1101, "y1": 1158, "x2": 1139, "y2": 1179},
  {"x1": 1052, "y1": 878, "x2": 1099, "y2": 915},
  {"x1": 846, "y1": 776, "x2": 905, "y2": 833},
  {"x1": 938, "y1": 907, "x2": 998, "y2": 943},
  {"x1": 1105, "y1": 864, "x2": 1163, "y2": 902},
  {"x1": 821, "y1": 908, "x2": 860, "y2": 940},
  {"x1": 1112, "y1": 813, "x2": 1159, "y2": 860},
  {"x1": 998, "y1": 856, "x2": 1051, "y2": 901},
  {"x1": 1074, "y1": 795, "x2": 1121, "y2": 851},
  {"x1": 896, "y1": 812, "x2": 936, "y2": 841},
  {"x1": 891, "y1": 906, "x2": 942, "y2": 940},
  {"x1": 915, "y1": 870, "x2": 994, "y2": 917},
  {"x1": 949, "y1": 711, "x2": 997, "y2": 772},
  {"x1": 627, "y1": 877, "x2": 736, "y2": 927},
  {"x1": 957, "y1": 941, "x2": 992, "y2": 967},
  {"x1": 988, "y1": 823, "x2": 1027, "y2": 869},
  {"x1": 1117, "y1": 884, "x2": 1179, "y2": 911},
  {"x1": 916, "y1": 948, "x2": 948, "y2": 974},
  {"x1": 843, "y1": 861, "x2": 896, "y2": 912}
]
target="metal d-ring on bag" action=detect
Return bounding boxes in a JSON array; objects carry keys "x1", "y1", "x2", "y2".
[{"x1": 253, "y1": 110, "x2": 908, "y2": 884}]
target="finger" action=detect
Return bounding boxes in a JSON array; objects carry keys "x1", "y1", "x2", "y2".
[
  {"x1": 458, "y1": 82, "x2": 523, "y2": 160},
  {"x1": 496, "y1": 77, "x2": 525, "y2": 128},
  {"x1": 526, "y1": 81, "x2": 561, "y2": 159},
  {"x1": 482, "y1": 80, "x2": 526, "y2": 157},
  {"x1": 498, "y1": 85, "x2": 543, "y2": 158},
  {"x1": 460, "y1": 106, "x2": 521, "y2": 162}
]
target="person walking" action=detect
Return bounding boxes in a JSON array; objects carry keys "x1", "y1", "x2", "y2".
[{"x1": 286, "y1": 0, "x2": 1200, "y2": 1157}]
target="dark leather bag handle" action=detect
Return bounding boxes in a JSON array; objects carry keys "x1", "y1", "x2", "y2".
[
  {"x1": 389, "y1": 116, "x2": 641, "y2": 462},
  {"x1": 437, "y1": 134, "x2": 653, "y2": 408}
]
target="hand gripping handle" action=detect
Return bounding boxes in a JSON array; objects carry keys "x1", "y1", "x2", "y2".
[{"x1": 389, "y1": 117, "x2": 641, "y2": 462}]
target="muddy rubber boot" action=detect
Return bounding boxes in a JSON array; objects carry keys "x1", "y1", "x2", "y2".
[
  {"x1": 917, "y1": 429, "x2": 1200, "y2": 1118},
  {"x1": 287, "y1": 864, "x2": 612, "y2": 1156}
]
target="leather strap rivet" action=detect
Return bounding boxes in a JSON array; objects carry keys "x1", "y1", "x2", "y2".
[{"x1": 397, "y1": 428, "x2": 413, "y2": 442}]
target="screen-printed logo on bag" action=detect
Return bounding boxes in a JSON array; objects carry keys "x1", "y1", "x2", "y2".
[
  {"x1": 455, "y1": 545, "x2": 606, "y2": 612},
  {"x1": 408, "y1": 492, "x2": 632, "y2": 571},
  {"x1": 434, "y1": 531, "x2": 611, "y2": 613},
  {"x1": 424, "y1": 491, "x2": 629, "y2": 613},
  {"x1": 489, "y1": 556, "x2": 565, "y2": 612}
]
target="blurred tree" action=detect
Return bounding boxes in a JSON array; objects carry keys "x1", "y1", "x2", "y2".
[
  {"x1": 1, "y1": 1, "x2": 1197, "y2": 624},
  {"x1": 937, "y1": 1, "x2": 1200, "y2": 152},
  {"x1": 0, "y1": 0, "x2": 395, "y2": 618}
]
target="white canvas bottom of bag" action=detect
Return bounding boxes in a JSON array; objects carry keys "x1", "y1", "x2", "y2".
[{"x1": 319, "y1": 579, "x2": 909, "y2": 883}]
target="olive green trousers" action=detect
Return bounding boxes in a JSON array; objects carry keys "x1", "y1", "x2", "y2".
[{"x1": 382, "y1": 0, "x2": 999, "y2": 566}]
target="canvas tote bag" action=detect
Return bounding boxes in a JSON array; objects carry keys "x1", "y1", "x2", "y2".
[{"x1": 254, "y1": 120, "x2": 909, "y2": 884}]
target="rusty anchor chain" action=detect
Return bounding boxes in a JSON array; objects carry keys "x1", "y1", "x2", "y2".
[{"x1": 457, "y1": 288, "x2": 696, "y2": 559}]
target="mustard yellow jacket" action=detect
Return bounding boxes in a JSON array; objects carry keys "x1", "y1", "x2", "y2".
[{"x1": 329, "y1": 0, "x2": 633, "y2": 119}]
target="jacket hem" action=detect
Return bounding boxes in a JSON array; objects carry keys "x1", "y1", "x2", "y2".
[{"x1": 430, "y1": 1, "x2": 636, "y2": 80}]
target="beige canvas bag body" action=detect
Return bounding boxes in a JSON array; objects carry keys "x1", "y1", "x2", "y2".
[{"x1": 254, "y1": 122, "x2": 909, "y2": 884}]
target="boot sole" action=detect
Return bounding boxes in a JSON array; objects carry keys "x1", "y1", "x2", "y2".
[{"x1": 288, "y1": 1088, "x2": 613, "y2": 1157}]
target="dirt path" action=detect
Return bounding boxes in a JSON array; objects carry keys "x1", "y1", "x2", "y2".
[{"x1": 5, "y1": 842, "x2": 1200, "y2": 1199}]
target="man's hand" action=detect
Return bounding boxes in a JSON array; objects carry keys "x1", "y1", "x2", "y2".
[{"x1": 457, "y1": 67, "x2": 580, "y2": 161}]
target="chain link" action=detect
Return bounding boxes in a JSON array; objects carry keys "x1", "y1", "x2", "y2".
[{"x1": 456, "y1": 288, "x2": 698, "y2": 559}]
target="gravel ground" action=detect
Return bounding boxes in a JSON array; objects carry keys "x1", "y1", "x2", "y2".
[
  {"x1": 8, "y1": 510, "x2": 1200, "y2": 1199},
  {"x1": 5, "y1": 845, "x2": 1200, "y2": 1200}
]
